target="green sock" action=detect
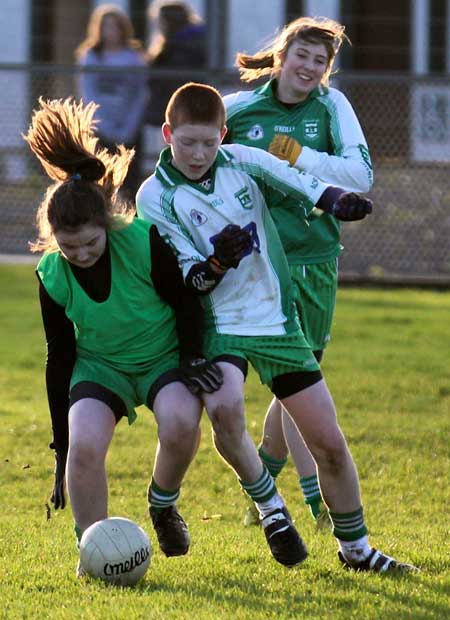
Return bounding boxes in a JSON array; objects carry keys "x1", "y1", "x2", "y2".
[
  {"x1": 300, "y1": 474, "x2": 323, "y2": 520},
  {"x1": 240, "y1": 465, "x2": 277, "y2": 503},
  {"x1": 329, "y1": 507, "x2": 368, "y2": 541},
  {"x1": 148, "y1": 478, "x2": 180, "y2": 512},
  {"x1": 258, "y1": 445, "x2": 288, "y2": 480}
]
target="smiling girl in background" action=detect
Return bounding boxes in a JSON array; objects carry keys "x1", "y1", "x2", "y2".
[{"x1": 224, "y1": 16, "x2": 374, "y2": 529}]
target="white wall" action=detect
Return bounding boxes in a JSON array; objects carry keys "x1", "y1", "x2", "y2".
[
  {"x1": 303, "y1": 0, "x2": 340, "y2": 20},
  {"x1": 302, "y1": 0, "x2": 341, "y2": 71},
  {"x1": 0, "y1": 0, "x2": 31, "y2": 180},
  {"x1": 94, "y1": 0, "x2": 129, "y2": 10},
  {"x1": 0, "y1": 0, "x2": 30, "y2": 61},
  {"x1": 227, "y1": 0, "x2": 284, "y2": 68}
]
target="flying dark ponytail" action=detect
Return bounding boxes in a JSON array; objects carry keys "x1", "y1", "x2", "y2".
[{"x1": 24, "y1": 97, "x2": 135, "y2": 252}]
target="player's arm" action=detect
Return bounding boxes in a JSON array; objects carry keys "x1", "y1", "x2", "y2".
[
  {"x1": 150, "y1": 225, "x2": 205, "y2": 355},
  {"x1": 268, "y1": 91, "x2": 373, "y2": 192},
  {"x1": 149, "y1": 226, "x2": 223, "y2": 395},
  {"x1": 237, "y1": 144, "x2": 372, "y2": 222},
  {"x1": 315, "y1": 187, "x2": 373, "y2": 221},
  {"x1": 185, "y1": 224, "x2": 253, "y2": 294},
  {"x1": 37, "y1": 275, "x2": 76, "y2": 510},
  {"x1": 137, "y1": 188, "x2": 251, "y2": 295},
  {"x1": 137, "y1": 191, "x2": 216, "y2": 292}
]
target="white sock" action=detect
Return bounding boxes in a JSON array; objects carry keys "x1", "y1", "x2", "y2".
[
  {"x1": 255, "y1": 492, "x2": 285, "y2": 518},
  {"x1": 338, "y1": 535, "x2": 372, "y2": 564}
]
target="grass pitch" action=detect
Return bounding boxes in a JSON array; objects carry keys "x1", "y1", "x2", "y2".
[{"x1": 0, "y1": 264, "x2": 449, "y2": 620}]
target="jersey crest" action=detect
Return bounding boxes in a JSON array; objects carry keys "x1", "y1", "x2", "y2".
[
  {"x1": 234, "y1": 186, "x2": 253, "y2": 210},
  {"x1": 303, "y1": 120, "x2": 320, "y2": 140},
  {"x1": 246, "y1": 124, "x2": 264, "y2": 140},
  {"x1": 190, "y1": 209, "x2": 208, "y2": 226}
]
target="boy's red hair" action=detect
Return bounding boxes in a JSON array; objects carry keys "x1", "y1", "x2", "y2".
[{"x1": 165, "y1": 82, "x2": 225, "y2": 129}]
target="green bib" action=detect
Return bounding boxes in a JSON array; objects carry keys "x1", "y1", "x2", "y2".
[{"x1": 37, "y1": 218, "x2": 178, "y2": 369}]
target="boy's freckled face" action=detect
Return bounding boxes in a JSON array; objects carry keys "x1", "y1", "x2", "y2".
[{"x1": 163, "y1": 123, "x2": 227, "y2": 180}]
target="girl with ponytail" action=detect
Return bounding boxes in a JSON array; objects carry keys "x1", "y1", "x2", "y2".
[
  {"x1": 25, "y1": 97, "x2": 222, "y2": 575},
  {"x1": 224, "y1": 16, "x2": 374, "y2": 535}
]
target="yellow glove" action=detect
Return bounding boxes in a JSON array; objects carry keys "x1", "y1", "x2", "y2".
[{"x1": 269, "y1": 134, "x2": 302, "y2": 166}]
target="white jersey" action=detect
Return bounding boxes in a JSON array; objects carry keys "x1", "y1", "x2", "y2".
[{"x1": 137, "y1": 144, "x2": 329, "y2": 336}]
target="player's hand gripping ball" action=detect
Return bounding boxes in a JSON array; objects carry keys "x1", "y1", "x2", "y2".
[
  {"x1": 79, "y1": 517, "x2": 152, "y2": 586},
  {"x1": 269, "y1": 134, "x2": 302, "y2": 166}
]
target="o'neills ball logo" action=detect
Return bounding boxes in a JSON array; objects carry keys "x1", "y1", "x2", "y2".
[{"x1": 103, "y1": 546, "x2": 150, "y2": 576}]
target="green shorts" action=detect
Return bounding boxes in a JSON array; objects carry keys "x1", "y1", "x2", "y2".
[
  {"x1": 203, "y1": 331, "x2": 320, "y2": 390},
  {"x1": 290, "y1": 258, "x2": 338, "y2": 352},
  {"x1": 70, "y1": 349, "x2": 180, "y2": 424}
]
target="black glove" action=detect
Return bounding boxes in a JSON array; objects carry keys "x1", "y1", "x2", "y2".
[
  {"x1": 210, "y1": 224, "x2": 253, "y2": 270},
  {"x1": 179, "y1": 358, "x2": 224, "y2": 395},
  {"x1": 331, "y1": 192, "x2": 373, "y2": 221},
  {"x1": 50, "y1": 448, "x2": 67, "y2": 510}
]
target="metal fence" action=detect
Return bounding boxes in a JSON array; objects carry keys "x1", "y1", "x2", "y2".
[{"x1": 1, "y1": 63, "x2": 449, "y2": 285}]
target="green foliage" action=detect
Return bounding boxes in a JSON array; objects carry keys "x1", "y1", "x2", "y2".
[{"x1": 1, "y1": 265, "x2": 449, "y2": 619}]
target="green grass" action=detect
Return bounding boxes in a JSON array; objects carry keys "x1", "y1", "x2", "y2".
[{"x1": 1, "y1": 264, "x2": 449, "y2": 620}]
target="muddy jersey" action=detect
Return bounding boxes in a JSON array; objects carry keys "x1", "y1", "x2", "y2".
[
  {"x1": 137, "y1": 144, "x2": 331, "y2": 336},
  {"x1": 224, "y1": 80, "x2": 373, "y2": 264}
]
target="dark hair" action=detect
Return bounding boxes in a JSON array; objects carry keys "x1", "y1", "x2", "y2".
[
  {"x1": 24, "y1": 97, "x2": 135, "y2": 252},
  {"x1": 165, "y1": 82, "x2": 225, "y2": 130},
  {"x1": 236, "y1": 16, "x2": 349, "y2": 85},
  {"x1": 75, "y1": 4, "x2": 142, "y2": 60},
  {"x1": 147, "y1": 0, "x2": 203, "y2": 62}
]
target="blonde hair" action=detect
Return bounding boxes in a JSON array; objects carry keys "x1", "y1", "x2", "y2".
[
  {"x1": 75, "y1": 4, "x2": 142, "y2": 60},
  {"x1": 24, "y1": 97, "x2": 135, "y2": 253},
  {"x1": 236, "y1": 16, "x2": 349, "y2": 85}
]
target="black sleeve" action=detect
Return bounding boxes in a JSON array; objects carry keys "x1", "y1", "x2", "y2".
[
  {"x1": 38, "y1": 275, "x2": 76, "y2": 453},
  {"x1": 185, "y1": 260, "x2": 225, "y2": 294},
  {"x1": 149, "y1": 226, "x2": 205, "y2": 360}
]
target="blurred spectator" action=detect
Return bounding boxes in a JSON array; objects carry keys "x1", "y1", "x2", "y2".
[
  {"x1": 146, "y1": 1, "x2": 207, "y2": 127},
  {"x1": 75, "y1": 4, "x2": 148, "y2": 200}
]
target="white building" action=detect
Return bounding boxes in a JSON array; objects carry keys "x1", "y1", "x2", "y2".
[{"x1": 0, "y1": 0, "x2": 449, "y2": 179}]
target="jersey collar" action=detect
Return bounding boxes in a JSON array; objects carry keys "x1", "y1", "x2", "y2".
[
  {"x1": 259, "y1": 78, "x2": 327, "y2": 109},
  {"x1": 155, "y1": 146, "x2": 234, "y2": 192}
]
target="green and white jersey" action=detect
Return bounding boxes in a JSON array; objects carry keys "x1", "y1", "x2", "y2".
[
  {"x1": 137, "y1": 145, "x2": 329, "y2": 337},
  {"x1": 224, "y1": 80, "x2": 373, "y2": 264}
]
